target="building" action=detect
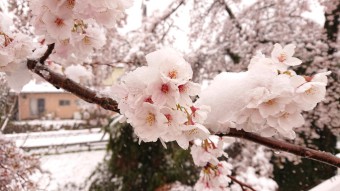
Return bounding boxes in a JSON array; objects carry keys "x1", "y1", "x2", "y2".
[{"x1": 17, "y1": 80, "x2": 81, "y2": 120}]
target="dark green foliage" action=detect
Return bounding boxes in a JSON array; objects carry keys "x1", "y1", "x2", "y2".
[
  {"x1": 88, "y1": 122, "x2": 198, "y2": 191},
  {"x1": 272, "y1": 127, "x2": 338, "y2": 191}
]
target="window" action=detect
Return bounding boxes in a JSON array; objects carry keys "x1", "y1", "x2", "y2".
[
  {"x1": 59, "y1": 100, "x2": 70, "y2": 106},
  {"x1": 37, "y1": 98, "x2": 45, "y2": 115},
  {"x1": 30, "y1": 98, "x2": 45, "y2": 116}
]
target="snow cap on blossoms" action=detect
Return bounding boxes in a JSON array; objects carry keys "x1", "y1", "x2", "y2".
[
  {"x1": 197, "y1": 44, "x2": 330, "y2": 139},
  {"x1": 113, "y1": 47, "x2": 210, "y2": 149}
]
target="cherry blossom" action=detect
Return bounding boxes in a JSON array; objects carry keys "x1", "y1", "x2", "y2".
[
  {"x1": 191, "y1": 139, "x2": 226, "y2": 167},
  {"x1": 194, "y1": 161, "x2": 233, "y2": 191},
  {"x1": 132, "y1": 103, "x2": 168, "y2": 142},
  {"x1": 271, "y1": 43, "x2": 302, "y2": 67},
  {"x1": 293, "y1": 71, "x2": 331, "y2": 111}
]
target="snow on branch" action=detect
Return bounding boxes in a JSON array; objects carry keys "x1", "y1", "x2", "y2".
[{"x1": 26, "y1": 43, "x2": 340, "y2": 170}]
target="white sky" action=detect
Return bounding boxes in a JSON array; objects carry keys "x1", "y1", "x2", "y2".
[{"x1": 302, "y1": 0, "x2": 325, "y2": 25}]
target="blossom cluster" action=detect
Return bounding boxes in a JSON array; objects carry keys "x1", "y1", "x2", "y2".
[
  {"x1": 191, "y1": 139, "x2": 233, "y2": 190},
  {"x1": 114, "y1": 48, "x2": 235, "y2": 190},
  {"x1": 197, "y1": 44, "x2": 330, "y2": 139},
  {"x1": 29, "y1": 0, "x2": 132, "y2": 65},
  {"x1": 113, "y1": 48, "x2": 211, "y2": 149},
  {"x1": 0, "y1": 136, "x2": 40, "y2": 191},
  {"x1": 0, "y1": 13, "x2": 35, "y2": 91}
]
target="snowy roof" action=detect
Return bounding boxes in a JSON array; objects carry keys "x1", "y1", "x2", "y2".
[{"x1": 20, "y1": 80, "x2": 65, "y2": 93}]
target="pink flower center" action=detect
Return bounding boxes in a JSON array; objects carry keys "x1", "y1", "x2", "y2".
[
  {"x1": 304, "y1": 76, "x2": 312, "y2": 82},
  {"x1": 190, "y1": 106, "x2": 198, "y2": 117},
  {"x1": 278, "y1": 53, "x2": 287, "y2": 62},
  {"x1": 178, "y1": 84, "x2": 186, "y2": 93},
  {"x1": 54, "y1": 18, "x2": 65, "y2": 27},
  {"x1": 165, "y1": 114, "x2": 172, "y2": 122},
  {"x1": 168, "y1": 70, "x2": 178, "y2": 79},
  {"x1": 161, "y1": 84, "x2": 169, "y2": 93},
  {"x1": 144, "y1": 97, "x2": 153, "y2": 104}
]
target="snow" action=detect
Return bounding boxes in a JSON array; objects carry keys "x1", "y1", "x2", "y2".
[
  {"x1": 12, "y1": 119, "x2": 86, "y2": 129},
  {"x1": 34, "y1": 150, "x2": 106, "y2": 191},
  {"x1": 20, "y1": 80, "x2": 65, "y2": 93},
  {"x1": 5, "y1": 128, "x2": 108, "y2": 148}
]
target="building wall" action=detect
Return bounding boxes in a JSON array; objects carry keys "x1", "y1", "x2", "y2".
[{"x1": 18, "y1": 92, "x2": 80, "y2": 120}]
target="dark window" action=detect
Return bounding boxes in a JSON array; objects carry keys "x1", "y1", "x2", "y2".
[
  {"x1": 37, "y1": 98, "x2": 45, "y2": 114},
  {"x1": 59, "y1": 100, "x2": 70, "y2": 106}
]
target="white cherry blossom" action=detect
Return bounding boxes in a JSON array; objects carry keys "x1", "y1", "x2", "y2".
[
  {"x1": 194, "y1": 161, "x2": 232, "y2": 191},
  {"x1": 190, "y1": 139, "x2": 226, "y2": 167},
  {"x1": 271, "y1": 43, "x2": 302, "y2": 67},
  {"x1": 147, "y1": 79, "x2": 179, "y2": 106},
  {"x1": 132, "y1": 103, "x2": 168, "y2": 142}
]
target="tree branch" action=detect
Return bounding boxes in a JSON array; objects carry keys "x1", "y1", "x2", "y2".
[
  {"x1": 26, "y1": 43, "x2": 340, "y2": 168},
  {"x1": 219, "y1": 129, "x2": 340, "y2": 168},
  {"x1": 148, "y1": 0, "x2": 185, "y2": 33},
  {"x1": 39, "y1": 43, "x2": 55, "y2": 64},
  {"x1": 26, "y1": 44, "x2": 119, "y2": 113},
  {"x1": 228, "y1": 175, "x2": 256, "y2": 191}
]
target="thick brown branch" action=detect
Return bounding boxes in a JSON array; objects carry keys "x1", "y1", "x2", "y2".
[
  {"x1": 228, "y1": 175, "x2": 256, "y2": 191},
  {"x1": 26, "y1": 43, "x2": 340, "y2": 169},
  {"x1": 219, "y1": 129, "x2": 340, "y2": 168},
  {"x1": 26, "y1": 44, "x2": 119, "y2": 113}
]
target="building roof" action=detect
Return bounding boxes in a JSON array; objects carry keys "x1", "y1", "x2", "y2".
[{"x1": 20, "y1": 80, "x2": 65, "y2": 93}]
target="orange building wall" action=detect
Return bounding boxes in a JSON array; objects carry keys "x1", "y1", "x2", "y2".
[{"x1": 18, "y1": 92, "x2": 80, "y2": 120}]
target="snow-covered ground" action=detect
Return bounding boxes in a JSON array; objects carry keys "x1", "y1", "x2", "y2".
[
  {"x1": 5, "y1": 128, "x2": 108, "y2": 148},
  {"x1": 12, "y1": 119, "x2": 86, "y2": 130},
  {"x1": 33, "y1": 150, "x2": 107, "y2": 191},
  {"x1": 4, "y1": 128, "x2": 109, "y2": 190}
]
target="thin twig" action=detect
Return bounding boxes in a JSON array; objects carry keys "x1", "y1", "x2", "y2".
[{"x1": 228, "y1": 175, "x2": 256, "y2": 191}]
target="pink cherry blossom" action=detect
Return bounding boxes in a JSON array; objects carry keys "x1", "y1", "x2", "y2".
[{"x1": 271, "y1": 43, "x2": 302, "y2": 67}]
